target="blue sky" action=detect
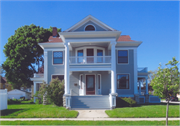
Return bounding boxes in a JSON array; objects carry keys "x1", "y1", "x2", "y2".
[{"x1": 0, "y1": 1, "x2": 179, "y2": 71}]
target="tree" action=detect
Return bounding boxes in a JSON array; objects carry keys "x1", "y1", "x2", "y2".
[
  {"x1": 2, "y1": 24, "x2": 61, "y2": 89},
  {"x1": 151, "y1": 57, "x2": 179, "y2": 126}
]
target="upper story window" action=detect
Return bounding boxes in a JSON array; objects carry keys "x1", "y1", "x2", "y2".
[
  {"x1": 117, "y1": 74, "x2": 129, "y2": 89},
  {"x1": 53, "y1": 51, "x2": 63, "y2": 64},
  {"x1": 52, "y1": 75, "x2": 64, "y2": 81},
  {"x1": 118, "y1": 50, "x2": 128, "y2": 63},
  {"x1": 85, "y1": 25, "x2": 95, "y2": 31}
]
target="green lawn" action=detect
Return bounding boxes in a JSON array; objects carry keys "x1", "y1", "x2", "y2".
[
  {"x1": 0, "y1": 101, "x2": 78, "y2": 118},
  {"x1": 1, "y1": 120, "x2": 179, "y2": 125},
  {"x1": 106, "y1": 103, "x2": 179, "y2": 118}
]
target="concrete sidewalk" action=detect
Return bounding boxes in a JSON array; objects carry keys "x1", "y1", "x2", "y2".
[{"x1": 0, "y1": 118, "x2": 180, "y2": 121}]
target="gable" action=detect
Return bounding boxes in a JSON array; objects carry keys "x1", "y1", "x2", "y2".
[
  {"x1": 65, "y1": 15, "x2": 116, "y2": 32},
  {"x1": 74, "y1": 21, "x2": 108, "y2": 32}
]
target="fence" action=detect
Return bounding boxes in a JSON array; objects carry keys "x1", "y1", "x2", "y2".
[{"x1": 0, "y1": 89, "x2": 8, "y2": 110}]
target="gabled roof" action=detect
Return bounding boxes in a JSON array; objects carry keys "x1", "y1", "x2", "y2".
[{"x1": 64, "y1": 15, "x2": 117, "y2": 32}]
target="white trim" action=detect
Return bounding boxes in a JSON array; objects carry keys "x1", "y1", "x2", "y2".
[
  {"x1": 67, "y1": 38, "x2": 116, "y2": 43},
  {"x1": 64, "y1": 15, "x2": 116, "y2": 32},
  {"x1": 84, "y1": 24, "x2": 96, "y2": 31},
  {"x1": 115, "y1": 47, "x2": 137, "y2": 50},
  {"x1": 52, "y1": 51, "x2": 64, "y2": 66},
  {"x1": 117, "y1": 49, "x2": 129, "y2": 65},
  {"x1": 85, "y1": 74, "x2": 96, "y2": 95},
  {"x1": 44, "y1": 48, "x2": 65, "y2": 51},
  {"x1": 134, "y1": 48, "x2": 138, "y2": 94},
  {"x1": 116, "y1": 73, "x2": 131, "y2": 90},
  {"x1": 44, "y1": 50, "x2": 48, "y2": 83},
  {"x1": 39, "y1": 43, "x2": 64, "y2": 49},
  {"x1": 70, "y1": 67, "x2": 111, "y2": 72},
  {"x1": 97, "y1": 74, "x2": 101, "y2": 95}
]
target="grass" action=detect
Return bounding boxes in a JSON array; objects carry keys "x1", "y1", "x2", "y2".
[
  {"x1": 1, "y1": 120, "x2": 179, "y2": 125},
  {"x1": 106, "y1": 103, "x2": 179, "y2": 118},
  {"x1": 0, "y1": 101, "x2": 78, "y2": 118}
]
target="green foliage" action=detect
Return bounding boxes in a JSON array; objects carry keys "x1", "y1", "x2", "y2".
[
  {"x1": 116, "y1": 97, "x2": 137, "y2": 107},
  {"x1": 8, "y1": 99, "x2": 21, "y2": 104},
  {"x1": 2, "y1": 24, "x2": 61, "y2": 89},
  {"x1": 47, "y1": 78, "x2": 64, "y2": 106},
  {"x1": 151, "y1": 57, "x2": 179, "y2": 98}
]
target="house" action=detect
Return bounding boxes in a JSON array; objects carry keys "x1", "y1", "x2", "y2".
[
  {"x1": 8, "y1": 89, "x2": 31, "y2": 99},
  {"x1": 31, "y1": 15, "x2": 160, "y2": 109},
  {"x1": 0, "y1": 76, "x2": 12, "y2": 92}
]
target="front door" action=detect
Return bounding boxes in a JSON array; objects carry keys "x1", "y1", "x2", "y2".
[{"x1": 86, "y1": 75, "x2": 95, "y2": 95}]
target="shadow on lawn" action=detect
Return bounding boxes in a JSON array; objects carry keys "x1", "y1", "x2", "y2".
[{"x1": 0, "y1": 109, "x2": 29, "y2": 116}]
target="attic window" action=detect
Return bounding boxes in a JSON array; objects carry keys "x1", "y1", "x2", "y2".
[{"x1": 85, "y1": 25, "x2": 95, "y2": 31}]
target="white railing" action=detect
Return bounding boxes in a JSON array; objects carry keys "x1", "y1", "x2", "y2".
[
  {"x1": 34, "y1": 73, "x2": 44, "y2": 78},
  {"x1": 69, "y1": 56, "x2": 111, "y2": 64},
  {"x1": 138, "y1": 67, "x2": 148, "y2": 73}
]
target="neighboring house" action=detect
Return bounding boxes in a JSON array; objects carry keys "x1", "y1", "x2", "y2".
[
  {"x1": 0, "y1": 76, "x2": 12, "y2": 91},
  {"x1": 31, "y1": 15, "x2": 160, "y2": 109},
  {"x1": 8, "y1": 89, "x2": 31, "y2": 99},
  {"x1": 20, "y1": 87, "x2": 32, "y2": 93}
]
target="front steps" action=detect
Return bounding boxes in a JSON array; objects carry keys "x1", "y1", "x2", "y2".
[{"x1": 71, "y1": 95, "x2": 110, "y2": 109}]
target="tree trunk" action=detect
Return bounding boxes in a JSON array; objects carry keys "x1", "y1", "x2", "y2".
[{"x1": 166, "y1": 98, "x2": 169, "y2": 126}]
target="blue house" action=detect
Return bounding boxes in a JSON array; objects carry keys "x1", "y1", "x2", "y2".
[{"x1": 31, "y1": 15, "x2": 160, "y2": 109}]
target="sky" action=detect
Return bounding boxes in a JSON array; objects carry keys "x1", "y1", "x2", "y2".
[{"x1": 0, "y1": 1, "x2": 179, "y2": 72}]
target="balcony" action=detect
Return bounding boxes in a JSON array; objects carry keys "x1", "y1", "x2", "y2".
[{"x1": 69, "y1": 56, "x2": 111, "y2": 64}]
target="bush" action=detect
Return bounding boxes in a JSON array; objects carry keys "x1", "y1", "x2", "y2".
[
  {"x1": 116, "y1": 97, "x2": 137, "y2": 107},
  {"x1": 47, "y1": 78, "x2": 64, "y2": 106},
  {"x1": 20, "y1": 96, "x2": 25, "y2": 101},
  {"x1": 8, "y1": 99, "x2": 21, "y2": 104}
]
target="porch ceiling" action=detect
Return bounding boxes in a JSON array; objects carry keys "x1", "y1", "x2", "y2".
[{"x1": 70, "y1": 42, "x2": 109, "y2": 48}]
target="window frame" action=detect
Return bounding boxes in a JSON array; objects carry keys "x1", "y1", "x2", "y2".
[
  {"x1": 53, "y1": 51, "x2": 63, "y2": 65},
  {"x1": 84, "y1": 24, "x2": 96, "y2": 31},
  {"x1": 117, "y1": 50, "x2": 129, "y2": 64},
  {"x1": 51, "y1": 74, "x2": 64, "y2": 82},
  {"x1": 117, "y1": 74, "x2": 130, "y2": 89}
]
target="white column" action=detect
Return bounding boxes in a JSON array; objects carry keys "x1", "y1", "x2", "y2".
[
  {"x1": 44, "y1": 50, "x2": 48, "y2": 83},
  {"x1": 134, "y1": 48, "x2": 138, "y2": 94},
  {"x1": 34, "y1": 82, "x2": 37, "y2": 103},
  {"x1": 145, "y1": 77, "x2": 148, "y2": 94},
  {"x1": 139, "y1": 80, "x2": 142, "y2": 95},
  {"x1": 64, "y1": 42, "x2": 70, "y2": 95},
  {"x1": 111, "y1": 41, "x2": 117, "y2": 94}
]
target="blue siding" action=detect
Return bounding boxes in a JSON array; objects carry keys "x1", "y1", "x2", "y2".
[
  {"x1": 116, "y1": 49, "x2": 134, "y2": 95},
  {"x1": 47, "y1": 51, "x2": 64, "y2": 84},
  {"x1": 74, "y1": 21, "x2": 107, "y2": 31}
]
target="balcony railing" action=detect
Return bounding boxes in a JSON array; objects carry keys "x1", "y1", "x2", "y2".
[
  {"x1": 69, "y1": 56, "x2": 111, "y2": 64},
  {"x1": 138, "y1": 67, "x2": 148, "y2": 73},
  {"x1": 34, "y1": 73, "x2": 44, "y2": 78}
]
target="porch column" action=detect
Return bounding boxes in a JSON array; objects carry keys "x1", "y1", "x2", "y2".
[
  {"x1": 44, "y1": 50, "x2": 48, "y2": 83},
  {"x1": 139, "y1": 80, "x2": 142, "y2": 95},
  {"x1": 64, "y1": 42, "x2": 70, "y2": 95},
  {"x1": 145, "y1": 77, "x2": 148, "y2": 94},
  {"x1": 33, "y1": 82, "x2": 37, "y2": 103},
  {"x1": 111, "y1": 41, "x2": 117, "y2": 94}
]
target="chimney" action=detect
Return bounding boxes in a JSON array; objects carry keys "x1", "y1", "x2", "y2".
[{"x1": 52, "y1": 27, "x2": 57, "y2": 37}]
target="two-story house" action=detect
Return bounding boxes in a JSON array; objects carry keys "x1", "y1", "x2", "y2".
[{"x1": 31, "y1": 15, "x2": 160, "y2": 109}]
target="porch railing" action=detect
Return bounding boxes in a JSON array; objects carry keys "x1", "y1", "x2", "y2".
[
  {"x1": 34, "y1": 73, "x2": 44, "y2": 78},
  {"x1": 69, "y1": 56, "x2": 111, "y2": 64}
]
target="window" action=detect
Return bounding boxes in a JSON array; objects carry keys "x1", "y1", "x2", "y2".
[
  {"x1": 80, "y1": 75, "x2": 83, "y2": 89},
  {"x1": 97, "y1": 75, "x2": 101, "y2": 89},
  {"x1": 117, "y1": 74, "x2": 129, "y2": 89},
  {"x1": 118, "y1": 50, "x2": 128, "y2": 63},
  {"x1": 85, "y1": 25, "x2": 95, "y2": 31},
  {"x1": 97, "y1": 49, "x2": 103, "y2": 63},
  {"x1": 52, "y1": 75, "x2": 64, "y2": 81},
  {"x1": 53, "y1": 51, "x2": 63, "y2": 64},
  {"x1": 77, "y1": 50, "x2": 83, "y2": 63}
]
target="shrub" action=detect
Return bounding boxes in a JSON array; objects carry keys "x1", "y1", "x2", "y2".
[
  {"x1": 8, "y1": 99, "x2": 21, "y2": 104},
  {"x1": 116, "y1": 97, "x2": 137, "y2": 107},
  {"x1": 47, "y1": 78, "x2": 64, "y2": 106}
]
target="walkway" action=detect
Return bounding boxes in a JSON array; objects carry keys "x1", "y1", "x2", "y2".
[{"x1": 0, "y1": 118, "x2": 180, "y2": 121}]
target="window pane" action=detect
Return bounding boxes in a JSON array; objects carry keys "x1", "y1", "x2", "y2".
[
  {"x1": 118, "y1": 50, "x2": 128, "y2": 63},
  {"x1": 52, "y1": 75, "x2": 64, "y2": 81},
  {"x1": 85, "y1": 25, "x2": 95, "y2": 31},
  {"x1": 117, "y1": 74, "x2": 129, "y2": 89},
  {"x1": 97, "y1": 49, "x2": 103, "y2": 63},
  {"x1": 53, "y1": 51, "x2": 63, "y2": 64},
  {"x1": 78, "y1": 50, "x2": 83, "y2": 63},
  {"x1": 97, "y1": 49, "x2": 103, "y2": 56},
  {"x1": 78, "y1": 50, "x2": 83, "y2": 56}
]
